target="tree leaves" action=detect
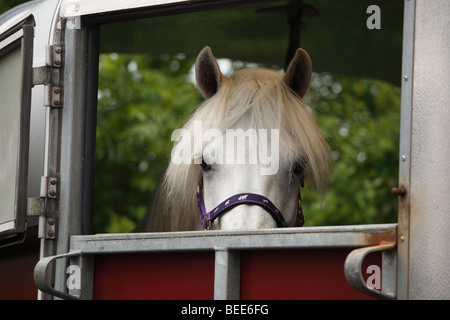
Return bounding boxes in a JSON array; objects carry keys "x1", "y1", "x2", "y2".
[
  {"x1": 303, "y1": 74, "x2": 400, "y2": 226},
  {"x1": 94, "y1": 53, "x2": 201, "y2": 232}
]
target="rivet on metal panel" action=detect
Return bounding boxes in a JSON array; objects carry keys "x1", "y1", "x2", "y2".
[
  {"x1": 391, "y1": 187, "x2": 406, "y2": 197},
  {"x1": 47, "y1": 177, "x2": 58, "y2": 198},
  {"x1": 51, "y1": 86, "x2": 61, "y2": 108},
  {"x1": 46, "y1": 218, "x2": 56, "y2": 239},
  {"x1": 45, "y1": 45, "x2": 63, "y2": 68}
]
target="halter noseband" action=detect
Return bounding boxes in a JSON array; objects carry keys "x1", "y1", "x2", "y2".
[{"x1": 196, "y1": 170, "x2": 305, "y2": 230}]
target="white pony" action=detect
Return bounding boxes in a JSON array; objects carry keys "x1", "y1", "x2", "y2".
[{"x1": 140, "y1": 46, "x2": 330, "y2": 231}]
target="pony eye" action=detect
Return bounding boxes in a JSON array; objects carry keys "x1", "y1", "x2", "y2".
[
  {"x1": 293, "y1": 157, "x2": 308, "y2": 175},
  {"x1": 293, "y1": 162, "x2": 304, "y2": 175},
  {"x1": 293, "y1": 156, "x2": 308, "y2": 175},
  {"x1": 201, "y1": 158, "x2": 212, "y2": 171}
]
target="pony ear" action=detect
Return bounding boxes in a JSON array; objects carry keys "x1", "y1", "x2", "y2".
[
  {"x1": 195, "y1": 46, "x2": 224, "y2": 99},
  {"x1": 283, "y1": 48, "x2": 312, "y2": 98}
]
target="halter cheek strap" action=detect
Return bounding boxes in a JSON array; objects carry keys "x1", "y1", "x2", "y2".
[{"x1": 196, "y1": 170, "x2": 305, "y2": 229}]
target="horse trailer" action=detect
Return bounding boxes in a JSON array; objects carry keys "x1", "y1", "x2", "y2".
[{"x1": 1, "y1": 0, "x2": 449, "y2": 302}]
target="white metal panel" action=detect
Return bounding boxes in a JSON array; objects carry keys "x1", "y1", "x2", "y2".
[
  {"x1": 0, "y1": 46, "x2": 22, "y2": 232},
  {"x1": 409, "y1": 0, "x2": 450, "y2": 299},
  {"x1": 0, "y1": 16, "x2": 35, "y2": 243},
  {"x1": 60, "y1": 0, "x2": 189, "y2": 18},
  {"x1": 0, "y1": 0, "x2": 62, "y2": 200}
]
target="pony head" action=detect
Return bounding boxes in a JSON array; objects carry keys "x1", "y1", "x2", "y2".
[{"x1": 145, "y1": 46, "x2": 330, "y2": 231}]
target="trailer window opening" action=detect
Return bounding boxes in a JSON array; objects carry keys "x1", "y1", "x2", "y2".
[{"x1": 94, "y1": 1, "x2": 403, "y2": 233}]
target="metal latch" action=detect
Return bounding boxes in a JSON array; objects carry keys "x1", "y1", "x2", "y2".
[
  {"x1": 32, "y1": 45, "x2": 62, "y2": 108},
  {"x1": 34, "y1": 250, "x2": 82, "y2": 300},
  {"x1": 344, "y1": 241, "x2": 396, "y2": 299}
]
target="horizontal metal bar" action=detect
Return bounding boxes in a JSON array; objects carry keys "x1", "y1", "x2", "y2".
[{"x1": 71, "y1": 224, "x2": 397, "y2": 254}]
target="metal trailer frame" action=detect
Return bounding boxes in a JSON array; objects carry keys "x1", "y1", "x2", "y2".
[
  {"x1": 1, "y1": 0, "x2": 449, "y2": 300},
  {"x1": 397, "y1": 0, "x2": 450, "y2": 299},
  {"x1": 35, "y1": 224, "x2": 397, "y2": 299}
]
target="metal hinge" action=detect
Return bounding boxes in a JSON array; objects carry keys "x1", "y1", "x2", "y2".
[
  {"x1": 42, "y1": 176, "x2": 58, "y2": 239},
  {"x1": 32, "y1": 45, "x2": 62, "y2": 108},
  {"x1": 26, "y1": 177, "x2": 58, "y2": 214},
  {"x1": 28, "y1": 176, "x2": 59, "y2": 240},
  {"x1": 40, "y1": 176, "x2": 58, "y2": 199},
  {"x1": 27, "y1": 197, "x2": 45, "y2": 217}
]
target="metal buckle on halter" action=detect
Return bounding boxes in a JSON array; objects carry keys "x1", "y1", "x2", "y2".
[{"x1": 204, "y1": 220, "x2": 212, "y2": 231}]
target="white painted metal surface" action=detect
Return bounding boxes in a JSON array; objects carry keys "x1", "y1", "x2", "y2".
[
  {"x1": 60, "y1": 0, "x2": 189, "y2": 18},
  {"x1": 408, "y1": 0, "x2": 450, "y2": 299}
]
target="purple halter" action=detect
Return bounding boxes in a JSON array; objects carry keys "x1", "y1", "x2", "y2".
[{"x1": 196, "y1": 170, "x2": 305, "y2": 230}]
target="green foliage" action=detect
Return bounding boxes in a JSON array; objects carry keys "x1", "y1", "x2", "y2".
[
  {"x1": 95, "y1": 54, "x2": 400, "y2": 232},
  {"x1": 303, "y1": 74, "x2": 400, "y2": 225},
  {"x1": 0, "y1": 0, "x2": 29, "y2": 15},
  {"x1": 95, "y1": 53, "x2": 201, "y2": 232}
]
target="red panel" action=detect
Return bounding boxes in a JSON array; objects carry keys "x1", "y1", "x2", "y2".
[
  {"x1": 93, "y1": 251, "x2": 214, "y2": 300},
  {"x1": 93, "y1": 248, "x2": 381, "y2": 300},
  {"x1": 0, "y1": 227, "x2": 40, "y2": 300},
  {"x1": 240, "y1": 249, "x2": 380, "y2": 300}
]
